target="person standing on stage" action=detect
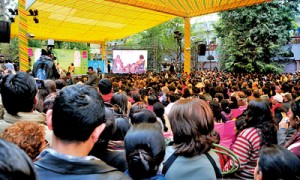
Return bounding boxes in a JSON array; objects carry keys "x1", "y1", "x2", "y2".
[{"x1": 107, "y1": 61, "x2": 111, "y2": 73}]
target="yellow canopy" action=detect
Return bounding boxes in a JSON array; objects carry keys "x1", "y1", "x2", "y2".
[{"x1": 11, "y1": 0, "x2": 270, "y2": 43}]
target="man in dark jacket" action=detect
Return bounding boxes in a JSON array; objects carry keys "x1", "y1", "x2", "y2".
[
  {"x1": 32, "y1": 49, "x2": 60, "y2": 80},
  {"x1": 85, "y1": 66, "x2": 98, "y2": 87},
  {"x1": 34, "y1": 85, "x2": 130, "y2": 180},
  {"x1": 98, "y1": 78, "x2": 113, "y2": 103}
]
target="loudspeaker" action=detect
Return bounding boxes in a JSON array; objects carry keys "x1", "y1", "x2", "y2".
[
  {"x1": 0, "y1": 21, "x2": 11, "y2": 43},
  {"x1": 198, "y1": 44, "x2": 206, "y2": 56}
]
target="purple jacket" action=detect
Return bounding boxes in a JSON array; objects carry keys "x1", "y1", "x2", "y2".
[{"x1": 285, "y1": 132, "x2": 300, "y2": 158}]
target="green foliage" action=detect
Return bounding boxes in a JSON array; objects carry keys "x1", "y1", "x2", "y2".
[
  {"x1": 215, "y1": 0, "x2": 300, "y2": 73},
  {"x1": 0, "y1": 38, "x2": 91, "y2": 66},
  {"x1": 0, "y1": 38, "x2": 19, "y2": 62},
  {"x1": 28, "y1": 39, "x2": 47, "y2": 48},
  {"x1": 54, "y1": 41, "x2": 89, "y2": 50}
]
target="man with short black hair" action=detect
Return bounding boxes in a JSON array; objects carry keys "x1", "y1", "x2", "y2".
[
  {"x1": 98, "y1": 78, "x2": 113, "y2": 103},
  {"x1": 35, "y1": 85, "x2": 129, "y2": 179},
  {"x1": 85, "y1": 66, "x2": 98, "y2": 87},
  {"x1": 0, "y1": 72, "x2": 52, "y2": 142}
]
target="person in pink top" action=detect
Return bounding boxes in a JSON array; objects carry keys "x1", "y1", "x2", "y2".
[
  {"x1": 231, "y1": 92, "x2": 247, "y2": 119},
  {"x1": 221, "y1": 100, "x2": 233, "y2": 122},
  {"x1": 212, "y1": 100, "x2": 236, "y2": 149}
]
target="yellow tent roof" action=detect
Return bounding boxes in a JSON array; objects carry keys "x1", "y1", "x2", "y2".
[{"x1": 11, "y1": 0, "x2": 270, "y2": 43}]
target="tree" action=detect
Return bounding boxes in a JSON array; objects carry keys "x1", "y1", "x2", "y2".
[
  {"x1": 28, "y1": 39, "x2": 47, "y2": 48},
  {"x1": 0, "y1": 38, "x2": 19, "y2": 62},
  {"x1": 215, "y1": 0, "x2": 300, "y2": 73}
]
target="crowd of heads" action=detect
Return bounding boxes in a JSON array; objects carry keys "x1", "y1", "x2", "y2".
[{"x1": 0, "y1": 69, "x2": 299, "y2": 179}]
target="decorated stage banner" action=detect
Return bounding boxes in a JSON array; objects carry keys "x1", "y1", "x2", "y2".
[{"x1": 88, "y1": 60, "x2": 105, "y2": 74}]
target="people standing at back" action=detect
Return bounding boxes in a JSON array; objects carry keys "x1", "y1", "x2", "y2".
[
  {"x1": 65, "y1": 72, "x2": 73, "y2": 86},
  {"x1": 32, "y1": 49, "x2": 60, "y2": 80},
  {"x1": 68, "y1": 63, "x2": 75, "y2": 74},
  {"x1": 4, "y1": 60, "x2": 14, "y2": 71},
  {"x1": 85, "y1": 66, "x2": 98, "y2": 87}
]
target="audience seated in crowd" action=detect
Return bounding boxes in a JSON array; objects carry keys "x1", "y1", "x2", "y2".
[
  {"x1": 124, "y1": 123, "x2": 165, "y2": 180},
  {"x1": 254, "y1": 144, "x2": 300, "y2": 180},
  {"x1": 0, "y1": 72, "x2": 52, "y2": 143},
  {"x1": 164, "y1": 98, "x2": 222, "y2": 180},
  {"x1": 0, "y1": 139, "x2": 37, "y2": 179},
  {"x1": 1, "y1": 70, "x2": 300, "y2": 179},
  {"x1": 34, "y1": 85, "x2": 130, "y2": 179},
  {"x1": 1, "y1": 121, "x2": 47, "y2": 160},
  {"x1": 224, "y1": 100, "x2": 277, "y2": 179}
]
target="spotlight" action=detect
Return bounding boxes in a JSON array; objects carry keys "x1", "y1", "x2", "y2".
[
  {"x1": 9, "y1": 17, "x2": 15, "y2": 23},
  {"x1": 8, "y1": 9, "x2": 18, "y2": 15},
  {"x1": 26, "y1": 33, "x2": 35, "y2": 38},
  {"x1": 29, "y1": 9, "x2": 34, "y2": 16},
  {"x1": 33, "y1": 17, "x2": 39, "y2": 23},
  {"x1": 173, "y1": 30, "x2": 180, "y2": 35},
  {"x1": 9, "y1": 9, "x2": 15, "y2": 15},
  {"x1": 34, "y1": 10, "x2": 38, "y2": 16}
]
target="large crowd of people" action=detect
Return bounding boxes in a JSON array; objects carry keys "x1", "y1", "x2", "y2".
[{"x1": 0, "y1": 65, "x2": 300, "y2": 179}]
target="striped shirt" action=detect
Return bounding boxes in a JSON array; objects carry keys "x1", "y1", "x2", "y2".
[{"x1": 224, "y1": 127, "x2": 261, "y2": 179}]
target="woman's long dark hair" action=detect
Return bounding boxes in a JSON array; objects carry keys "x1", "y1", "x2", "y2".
[
  {"x1": 209, "y1": 100, "x2": 223, "y2": 123},
  {"x1": 259, "y1": 144, "x2": 300, "y2": 180},
  {"x1": 244, "y1": 100, "x2": 277, "y2": 145},
  {"x1": 153, "y1": 102, "x2": 168, "y2": 132},
  {"x1": 110, "y1": 92, "x2": 128, "y2": 115},
  {"x1": 221, "y1": 99, "x2": 231, "y2": 114},
  {"x1": 125, "y1": 123, "x2": 165, "y2": 179}
]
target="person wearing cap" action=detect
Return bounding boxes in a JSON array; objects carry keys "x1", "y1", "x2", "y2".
[{"x1": 271, "y1": 94, "x2": 283, "y2": 114}]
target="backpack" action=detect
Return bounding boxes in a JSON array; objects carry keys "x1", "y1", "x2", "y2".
[{"x1": 35, "y1": 58, "x2": 53, "y2": 80}]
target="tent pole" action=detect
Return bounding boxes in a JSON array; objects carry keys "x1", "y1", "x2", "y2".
[
  {"x1": 18, "y1": 0, "x2": 29, "y2": 71},
  {"x1": 183, "y1": 17, "x2": 191, "y2": 74}
]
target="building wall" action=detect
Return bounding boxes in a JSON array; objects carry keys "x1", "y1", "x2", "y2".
[
  {"x1": 292, "y1": 44, "x2": 300, "y2": 60},
  {"x1": 197, "y1": 43, "x2": 300, "y2": 73},
  {"x1": 283, "y1": 61, "x2": 297, "y2": 73}
]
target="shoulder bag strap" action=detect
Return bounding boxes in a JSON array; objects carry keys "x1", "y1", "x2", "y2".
[
  {"x1": 205, "y1": 153, "x2": 223, "y2": 178},
  {"x1": 162, "y1": 152, "x2": 178, "y2": 175}
]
